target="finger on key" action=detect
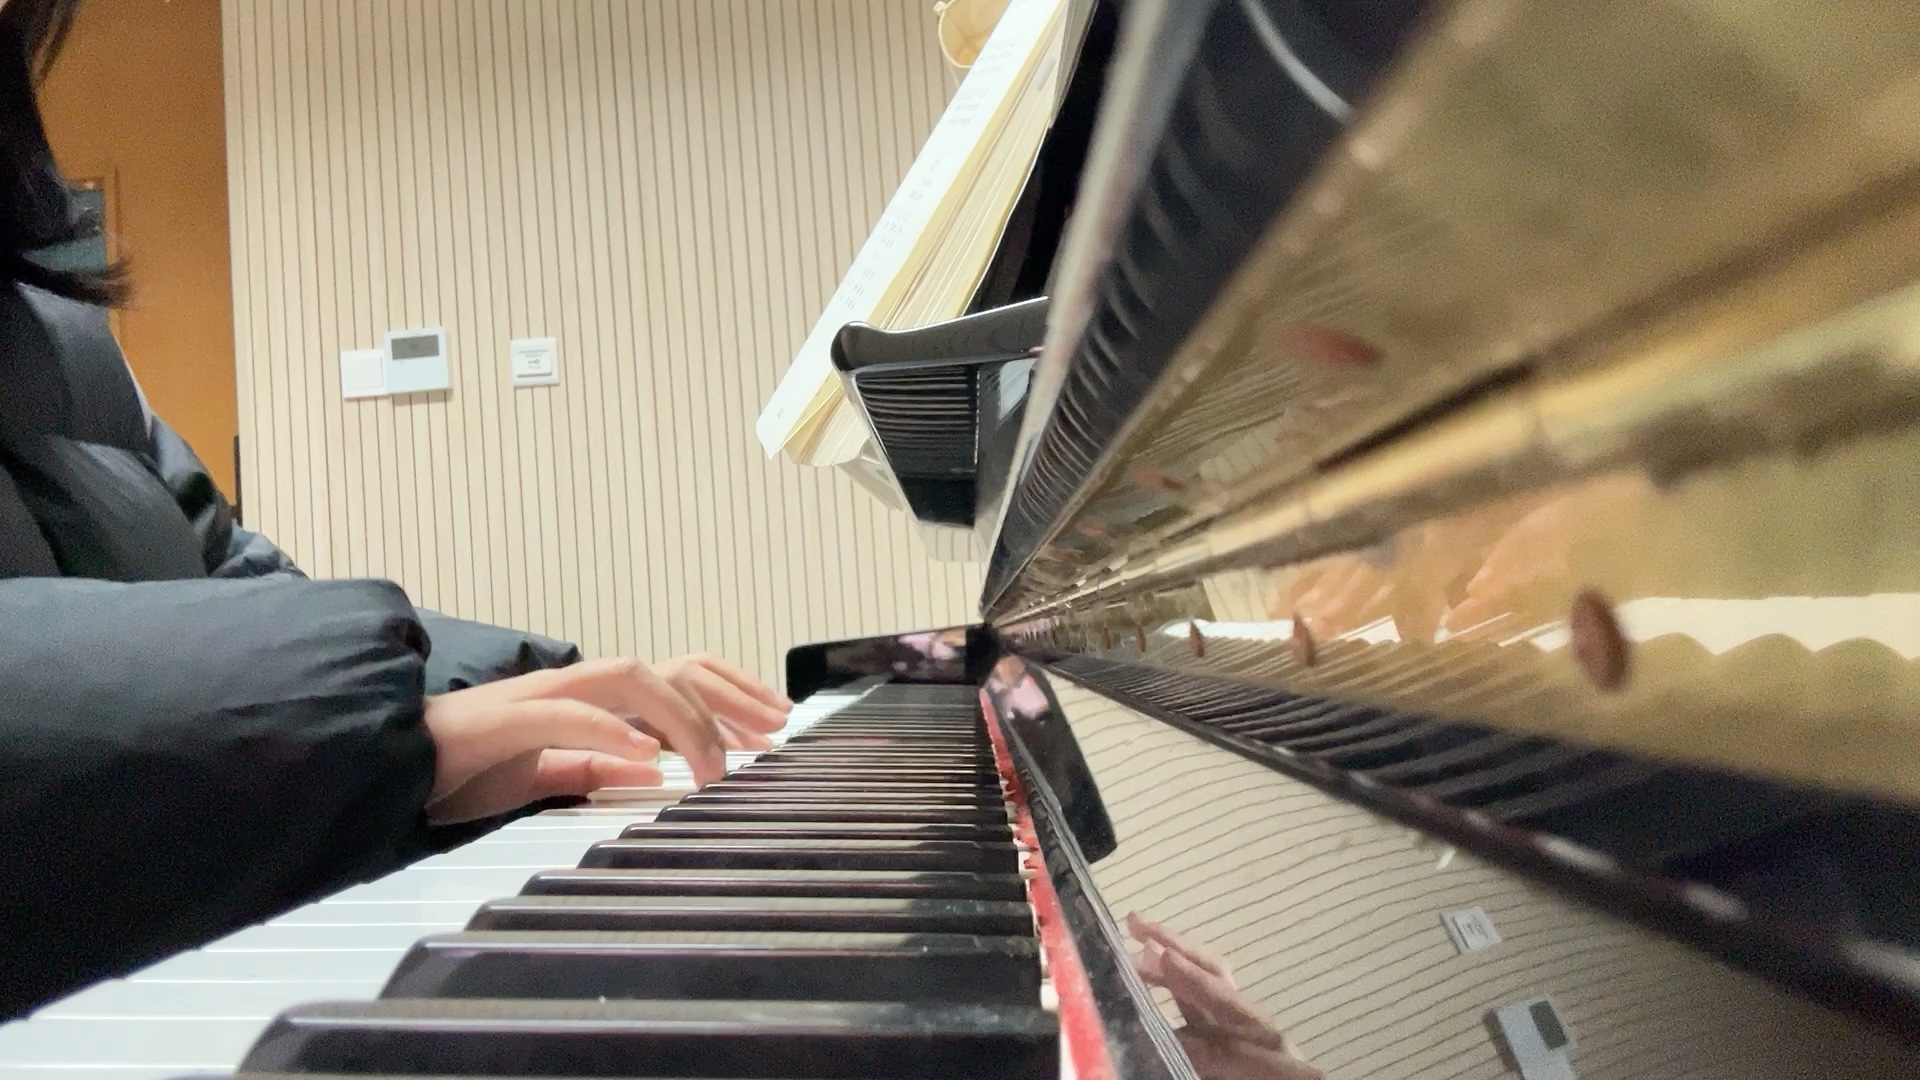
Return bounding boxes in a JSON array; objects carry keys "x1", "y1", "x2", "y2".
[
  {"x1": 530, "y1": 659, "x2": 727, "y2": 785},
  {"x1": 685, "y1": 664, "x2": 789, "y2": 733}
]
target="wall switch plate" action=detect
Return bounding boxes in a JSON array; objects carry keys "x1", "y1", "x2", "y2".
[
  {"x1": 385, "y1": 327, "x2": 450, "y2": 394},
  {"x1": 1443, "y1": 907, "x2": 1502, "y2": 954},
  {"x1": 341, "y1": 348, "x2": 388, "y2": 399},
  {"x1": 510, "y1": 337, "x2": 559, "y2": 386}
]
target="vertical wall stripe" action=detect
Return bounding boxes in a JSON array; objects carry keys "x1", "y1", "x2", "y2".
[{"x1": 226, "y1": 0, "x2": 975, "y2": 682}]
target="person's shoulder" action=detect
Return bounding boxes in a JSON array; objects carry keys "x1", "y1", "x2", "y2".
[{"x1": 11, "y1": 285, "x2": 148, "y2": 452}]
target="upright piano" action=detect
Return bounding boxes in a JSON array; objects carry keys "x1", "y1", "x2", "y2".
[{"x1": 10, "y1": 0, "x2": 1920, "y2": 1076}]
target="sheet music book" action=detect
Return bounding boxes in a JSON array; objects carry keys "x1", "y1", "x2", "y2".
[{"x1": 755, "y1": 0, "x2": 1068, "y2": 465}]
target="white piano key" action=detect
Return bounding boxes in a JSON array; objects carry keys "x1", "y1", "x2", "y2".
[
  {"x1": 412, "y1": 838, "x2": 626, "y2": 869},
  {"x1": 1, "y1": 1060, "x2": 203, "y2": 1068},
  {"x1": 129, "y1": 945, "x2": 408, "y2": 983},
  {"x1": 201, "y1": 922, "x2": 454, "y2": 951},
  {"x1": 0, "y1": 1014, "x2": 272, "y2": 1068},
  {"x1": 315, "y1": 864, "x2": 550, "y2": 904},
  {"x1": 495, "y1": 810, "x2": 645, "y2": 826},
  {"x1": 269, "y1": 898, "x2": 482, "y2": 926},
  {"x1": 32, "y1": 978, "x2": 384, "y2": 1019},
  {"x1": 0, "y1": 682, "x2": 874, "y2": 1075}
]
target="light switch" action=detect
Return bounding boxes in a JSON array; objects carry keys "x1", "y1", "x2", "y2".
[
  {"x1": 1443, "y1": 907, "x2": 1501, "y2": 954},
  {"x1": 341, "y1": 348, "x2": 388, "y2": 399},
  {"x1": 511, "y1": 337, "x2": 559, "y2": 387}
]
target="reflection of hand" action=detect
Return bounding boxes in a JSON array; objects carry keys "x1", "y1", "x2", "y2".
[
  {"x1": 1441, "y1": 478, "x2": 1647, "y2": 636},
  {"x1": 1277, "y1": 557, "x2": 1397, "y2": 639},
  {"x1": 1127, "y1": 913, "x2": 1325, "y2": 1080}
]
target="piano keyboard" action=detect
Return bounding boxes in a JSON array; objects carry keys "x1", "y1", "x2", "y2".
[{"x1": 0, "y1": 681, "x2": 1064, "y2": 1079}]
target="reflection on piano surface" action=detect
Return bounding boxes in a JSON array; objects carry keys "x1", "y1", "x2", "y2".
[{"x1": 11, "y1": 0, "x2": 1920, "y2": 1075}]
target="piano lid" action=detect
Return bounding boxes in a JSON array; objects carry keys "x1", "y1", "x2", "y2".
[
  {"x1": 975, "y1": 0, "x2": 1920, "y2": 801},
  {"x1": 968, "y1": 4, "x2": 1920, "y2": 1033},
  {"x1": 983, "y1": 0, "x2": 1427, "y2": 612}
]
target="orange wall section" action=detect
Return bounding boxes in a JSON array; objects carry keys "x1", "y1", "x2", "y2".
[{"x1": 41, "y1": 0, "x2": 239, "y2": 495}]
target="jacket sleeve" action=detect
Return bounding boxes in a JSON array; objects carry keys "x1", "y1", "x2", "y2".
[
  {"x1": 413, "y1": 609, "x2": 584, "y2": 693},
  {"x1": 0, "y1": 575, "x2": 439, "y2": 1020},
  {"x1": 146, "y1": 417, "x2": 581, "y2": 693},
  {"x1": 146, "y1": 417, "x2": 579, "y2": 691}
]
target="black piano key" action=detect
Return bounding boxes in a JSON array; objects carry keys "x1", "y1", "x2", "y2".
[
  {"x1": 682, "y1": 789, "x2": 1002, "y2": 807},
  {"x1": 656, "y1": 803, "x2": 1008, "y2": 826},
  {"x1": 789, "y1": 727, "x2": 984, "y2": 737},
  {"x1": 580, "y1": 838, "x2": 1019, "y2": 874},
  {"x1": 752, "y1": 745, "x2": 990, "y2": 760},
  {"x1": 723, "y1": 766, "x2": 999, "y2": 780},
  {"x1": 751, "y1": 753, "x2": 995, "y2": 767},
  {"x1": 1411, "y1": 745, "x2": 1592, "y2": 803},
  {"x1": 1479, "y1": 761, "x2": 1665, "y2": 823},
  {"x1": 696, "y1": 782, "x2": 1001, "y2": 802},
  {"x1": 776, "y1": 727, "x2": 984, "y2": 738},
  {"x1": 810, "y1": 712, "x2": 978, "y2": 721},
  {"x1": 798, "y1": 718, "x2": 975, "y2": 726},
  {"x1": 1361, "y1": 732, "x2": 1543, "y2": 784},
  {"x1": 769, "y1": 736, "x2": 987, "y2": 746},
  {"x1": 707, "y1": 775, "x2": 997, "y2": 789},
  {"x1": 723, "y1": 767, "x2": 999, "y2": 785},
  {"x1": 778, "y1": 742, "x2": 988, "y2": 753},
  {"x1": 735, "y1": 756, "x2": 996, "y2": 771},
  {"x1": 521, "y1": 867, "x2": 1028, "y2": 901},
  {"x1": 620, "y1": 820, "x2": 1011, "y2": 842},
  {"x1": 468, "y1": 894, "x2": 1036, "y2": 935},
  {"x1": 1283, "y1": 715, "x2": 1423, "y2": 753},
  {"x1": 726, "y1": 772, "x2": 1000, "y2": 787},
  {"x1": 381, "y1": 930, "x2": 1042, "y2": 1005},
  {"x1": 784, "y1": 734, "x2": 988, "y2": 747},
  {"x1": 779, "y1": 746, "x2": 988, "y2": 756},
  {"x1": 764, "y1": 730, "x2": 983, "y2": 737},
  {"x1": 240, "y1": 998, "x2": 1058, "y2": 1079}
]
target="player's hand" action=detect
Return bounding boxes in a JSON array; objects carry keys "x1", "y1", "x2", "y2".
[
  {"x1": 421, "y1": 656, "x2": 789, "y2": 824},
  {"x1": 646, "y1": 653, "x2": 792, "y2": 752},
  {"x1": 1127, "y1": 913, "x2": 1324, "y2": 1080}
]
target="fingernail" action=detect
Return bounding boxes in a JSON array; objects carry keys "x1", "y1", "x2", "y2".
[{"x1": 628, "y1": 728, "x2": 659, "y2": 751}]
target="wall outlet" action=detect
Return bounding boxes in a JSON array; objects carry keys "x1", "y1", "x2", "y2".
[{"x1": 511, "y1": 337, "x2": 559, "y2": 387}]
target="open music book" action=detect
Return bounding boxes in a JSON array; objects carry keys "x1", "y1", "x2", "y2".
[{"x1": 755, "y1": 0, "x2": 1067, "y2": 470}]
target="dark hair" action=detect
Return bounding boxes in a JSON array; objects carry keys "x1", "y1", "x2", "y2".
[{"x1": 0, "y1": 0, "x2": 126, "y2": 306}]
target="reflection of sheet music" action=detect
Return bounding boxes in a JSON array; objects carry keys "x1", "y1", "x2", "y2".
[{"x1": 756, "y1": 0, "x2": 1067, "y2": 457}]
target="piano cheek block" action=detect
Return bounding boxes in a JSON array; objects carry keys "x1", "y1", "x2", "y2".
[{"x1": 379, "y1": 931, "x2": 1043, "y2": 1005}]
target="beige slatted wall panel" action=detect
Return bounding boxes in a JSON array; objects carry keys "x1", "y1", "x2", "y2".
[
  {"x1": 1054, "y1": 682, "x2": 1920, "y2": 1078},
  {"x1": 223, "y1": 0, "x2": 978, "y2": 681}
]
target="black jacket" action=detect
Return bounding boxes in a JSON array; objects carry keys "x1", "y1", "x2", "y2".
[{"x1": 0, "y1": 284, "x2": 581, "y2": 1018}]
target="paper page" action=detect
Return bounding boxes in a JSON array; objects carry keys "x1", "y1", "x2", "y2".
[{"x1": 755, "y1": 0, "x2": 1068, "y2": 457}]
